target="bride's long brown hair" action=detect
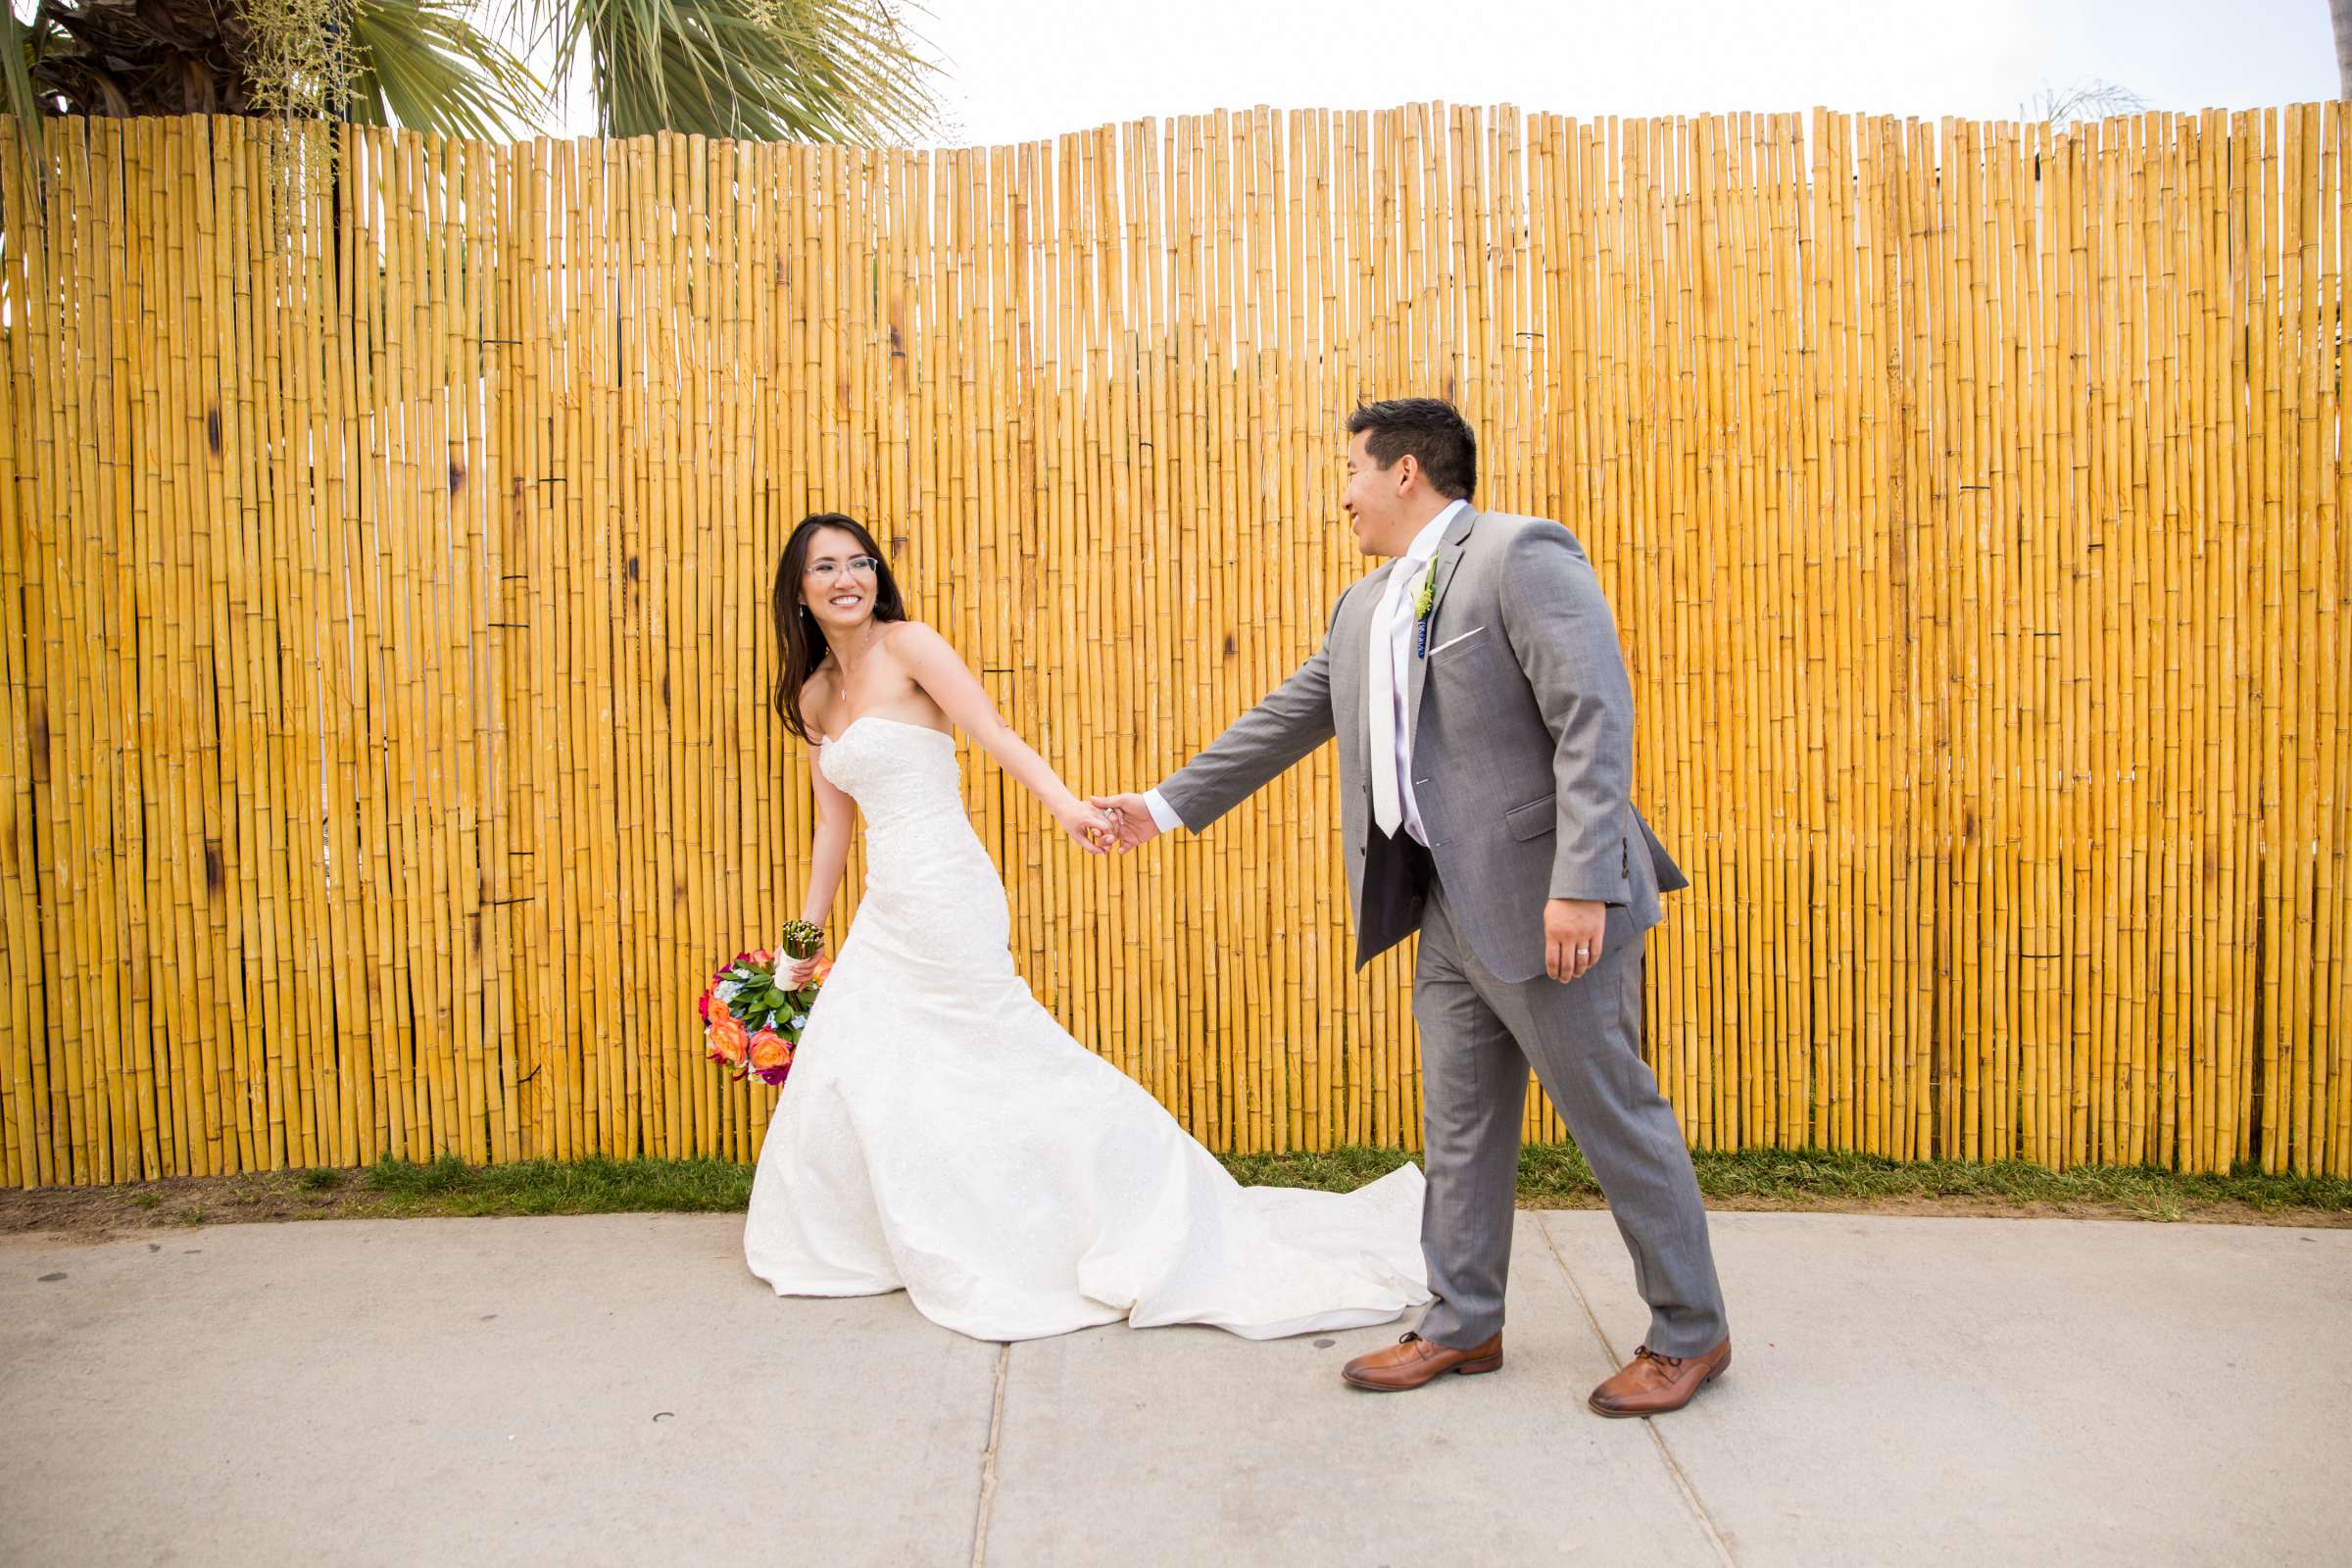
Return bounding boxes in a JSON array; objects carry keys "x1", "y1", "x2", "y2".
[{"x1": 770, "y1": 513, "x2": 910, "y2": 742}]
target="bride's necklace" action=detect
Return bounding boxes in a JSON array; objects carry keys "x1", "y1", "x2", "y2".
[{"x1": 828, "y1": 622, "x2": 889, "y2": 694}]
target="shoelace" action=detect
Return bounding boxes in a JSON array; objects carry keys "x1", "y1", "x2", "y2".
[{"x1": 1632, "y1": 1345, "x2": 1686, "y2": 1371}]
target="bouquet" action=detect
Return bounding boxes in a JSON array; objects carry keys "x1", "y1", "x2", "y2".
[{"x1": 699, "y1": 919, "x2": 832, "y2": 1088}]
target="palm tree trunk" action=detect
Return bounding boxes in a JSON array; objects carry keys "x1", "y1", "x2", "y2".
[{"x1": 2335, "y1": 0, "x2": 2352, "y2": 98}]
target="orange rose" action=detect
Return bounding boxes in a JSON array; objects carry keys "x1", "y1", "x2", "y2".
[
  {"x1": 748, "y1": 1029, "x2": 793, "y2": 1074},
  {"x1": 747, "y1": 1028, "x2": 796, "y2": 1088},
  {"x1": 706, "y1": 1015, "x2": 749, "y2": 1067}
]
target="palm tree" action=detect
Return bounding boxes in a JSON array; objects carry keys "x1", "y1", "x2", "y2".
[
  {"x1": 4, "y1": 0, "x2": 541, "y2": 137},
  {"x1": 2019, "y1": 78, "x2": 2147, "y2": 133},
  {"x1": 2334, "y1": 0, "x2": 2352, "y2": 100},
  {"x1": 2, "y1": 0, "x2": 940, "y2": 145}
]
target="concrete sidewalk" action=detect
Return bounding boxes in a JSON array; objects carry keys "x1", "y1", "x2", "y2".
[{"x1": 3, "y1": 1208, "x2": 2346, "y2": 1567}]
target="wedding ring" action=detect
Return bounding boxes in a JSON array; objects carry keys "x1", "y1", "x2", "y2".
[{"x1": 1575, "y1": 946, "x2": 1591, "y2": 957}]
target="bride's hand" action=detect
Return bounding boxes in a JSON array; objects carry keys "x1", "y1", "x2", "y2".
[
  {"x1": 777, "y1": 946, "x2": 827, "y2": 989},
  {"x1": 1054, "y1": 798, "x2": 1117, "y2": 856}
]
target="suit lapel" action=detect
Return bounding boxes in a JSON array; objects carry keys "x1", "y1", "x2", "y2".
[
  {"x1": 1406, "y1": 503, "x2": 1481, "y2": 722},
  {"x1": 1337, "y1": 557, "x2": 1402, "y2": 788}
]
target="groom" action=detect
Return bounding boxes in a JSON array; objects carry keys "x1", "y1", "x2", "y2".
[{"x1": 1096, "y1": 398, "x2": 1731, "y2": 1415}]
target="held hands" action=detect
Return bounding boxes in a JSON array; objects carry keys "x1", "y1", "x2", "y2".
[
  {"x1": 1087, "y1": 793, "x2": 1163, "y2": 854},
  {"x1": 1054, "y1": 797, "x2": 1120, "y2": 855},
  {"x1": 1544, "y1": 899, "x2": 1606, "y2": 984}
]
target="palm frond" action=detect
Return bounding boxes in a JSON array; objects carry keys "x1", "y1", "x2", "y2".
[
  {"x1": 348, "y1": 0, "x2": 551, "y2": 141},
  {"x1": 3, "y1": 2, "x2": 54, "y2": 213},
  {"x1": 541, "y1": 0, "x2": 940, "y2": 144},
  {"x1": 4, "y1": 1, "x2": 47, "y2": 122}
]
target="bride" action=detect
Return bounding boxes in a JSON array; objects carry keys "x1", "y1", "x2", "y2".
[{"x1": 742, "y1": 511, "x2": 1430, "y2": 1342}]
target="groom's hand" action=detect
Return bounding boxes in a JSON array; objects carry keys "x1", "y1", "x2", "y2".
[
  {"x1": 1088, "y1": 793, "x2": 1162, "y2": 854},
  {"x1": 1544, "y1": 899, "x2": 1605, "y2": 983}
]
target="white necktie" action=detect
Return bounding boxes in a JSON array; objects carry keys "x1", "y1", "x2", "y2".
[{"x1": 1367, "y1": 562, "x2": 1415, "y2": 836}]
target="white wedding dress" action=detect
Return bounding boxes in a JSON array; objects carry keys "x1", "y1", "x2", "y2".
[{"x1": 743, "y1": 714, "x2": 1430, "y2": 1342}]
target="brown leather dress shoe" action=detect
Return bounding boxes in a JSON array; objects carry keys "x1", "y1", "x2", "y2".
[
  {"x1": 1341, "y1": 1330, "x2": 1504, "y2": 1391},
  {"x1": 1587, "y1": 1338, "x2": 1732, "y2": 1417}
]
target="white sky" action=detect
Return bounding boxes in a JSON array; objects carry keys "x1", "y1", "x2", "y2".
[{"x1": 537, "y1": 0, "x2": 2335, "y2": 145}]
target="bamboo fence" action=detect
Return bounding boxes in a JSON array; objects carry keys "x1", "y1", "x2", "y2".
[{"x1": 1, "y1": 104, "x2": 2346, "y2": 1188}]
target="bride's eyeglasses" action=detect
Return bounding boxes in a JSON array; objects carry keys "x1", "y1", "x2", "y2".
[{"x1": 804, "y1": 555, "x2": 881, "y2": 583}]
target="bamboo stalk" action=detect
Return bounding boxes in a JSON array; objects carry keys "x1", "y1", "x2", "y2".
[{"x1": 2, "y1": 107, "x2": 2346, "y2": 1183}]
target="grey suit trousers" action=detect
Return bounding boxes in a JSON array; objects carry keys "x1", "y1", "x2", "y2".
[{"x1": 1412, "y1": 876, "x2": 1729, "y2": 1356}]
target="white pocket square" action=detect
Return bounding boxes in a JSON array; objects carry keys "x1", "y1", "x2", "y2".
[{"x1": 1426, "y1": 625, "x2": 1488, "y2": 658}]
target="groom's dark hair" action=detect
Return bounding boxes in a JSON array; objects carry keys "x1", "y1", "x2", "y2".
[{"x1": 1346, "y1": 398, "x2": 1477, "y2": 501}]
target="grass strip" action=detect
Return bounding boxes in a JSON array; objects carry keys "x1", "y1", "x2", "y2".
[{"x1": 7, "y1": 1144, "x2": 2345, "y2": 1236}]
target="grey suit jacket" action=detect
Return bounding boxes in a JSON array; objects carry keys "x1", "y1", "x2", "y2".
[{"x1": 1155, "y1": 504, "x2": 1687, "y2": 985}]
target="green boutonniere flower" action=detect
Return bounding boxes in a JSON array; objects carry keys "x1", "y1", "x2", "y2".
[{"x1": 1410, "y1": 556, "x2": 1441, "y2": 657}]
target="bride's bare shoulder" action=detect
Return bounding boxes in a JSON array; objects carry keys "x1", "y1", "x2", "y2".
[{"x1": 880, "y1": 619, "x2": 956, "y2": 662}]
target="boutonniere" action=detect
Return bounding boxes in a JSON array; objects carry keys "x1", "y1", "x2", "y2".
[{"x1": 1411, "y1": 557, "x2": 1441, "y2": 658}]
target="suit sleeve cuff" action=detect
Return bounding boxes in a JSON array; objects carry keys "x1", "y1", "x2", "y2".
[
  {"x1": 1143, "y1": 788, "x2": 1186, "y2": 834},
  {"x1": 1549, "y1": 864, "x2": 1630, "y2": 906}
]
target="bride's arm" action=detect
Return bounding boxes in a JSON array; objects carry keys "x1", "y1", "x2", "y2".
[
  {"x1": 777, "y1": 754, "x2": 855, "y2": 988},
  {"x1": 799, "y1": 755, "x2": 856, "y2": 929},
  {"x1": 889, "y1": 622, "x2": 1114, "y2": 854},
  {"x1": 781, "y1": 689, "x2": 856, "y2": 984}
]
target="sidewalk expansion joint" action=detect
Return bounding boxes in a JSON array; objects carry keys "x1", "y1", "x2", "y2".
[
  {"x1": 1537, "y1": 1214, "x2": 1738, "y2": 1568},
  {"x1": 969, "y1": 1341, "x2": 1012, "y2": 1568}
]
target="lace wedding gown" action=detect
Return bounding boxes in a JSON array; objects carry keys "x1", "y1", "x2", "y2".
[{"x1": 743, "y1": 715, "x2": 1430, "y2": 1342}]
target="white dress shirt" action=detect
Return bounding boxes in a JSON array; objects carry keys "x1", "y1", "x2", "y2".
[{"x1": 1144, "y1": 500, "x2": 1465, "y2": 840}]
